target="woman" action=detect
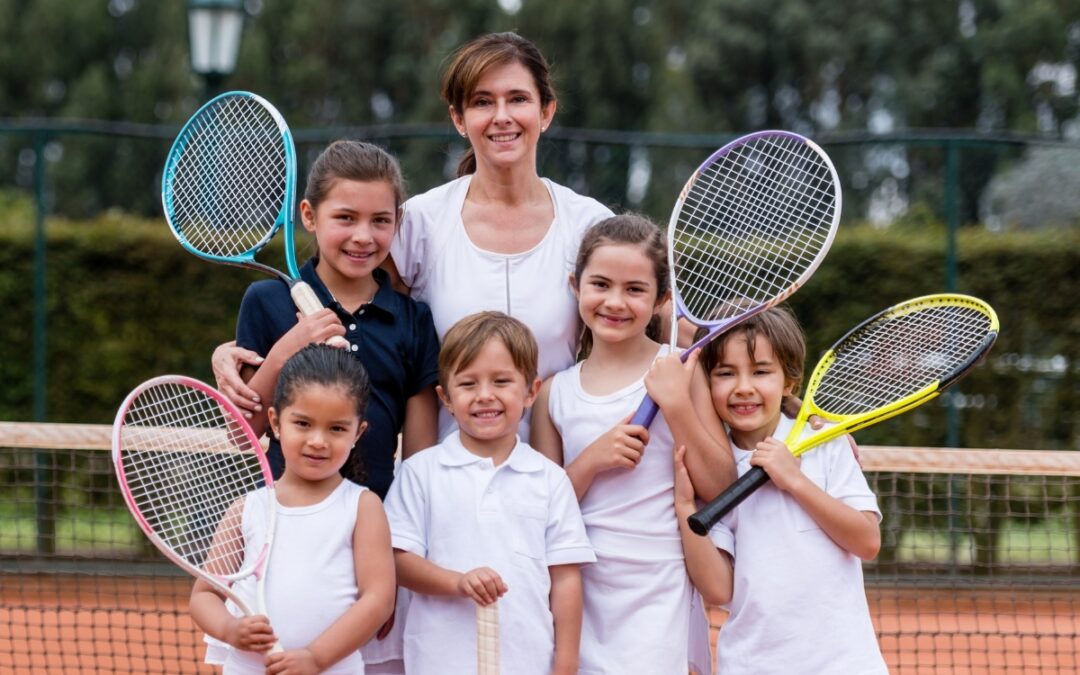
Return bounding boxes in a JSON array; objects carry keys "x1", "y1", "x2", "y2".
[{"x1": 215, "y1": 32, "x2": 613, "y2": 442}]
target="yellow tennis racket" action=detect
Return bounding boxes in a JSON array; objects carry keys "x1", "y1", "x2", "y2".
[{"x1": 689, "y1": 294, "x2": 999, "y2": 535}]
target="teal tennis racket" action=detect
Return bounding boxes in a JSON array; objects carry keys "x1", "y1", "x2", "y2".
[{"x1": 162, "y1": 91, "x2": 341, "y2": 338}]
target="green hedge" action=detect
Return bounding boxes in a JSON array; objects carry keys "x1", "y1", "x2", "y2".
[{"x1": 1, "y1": 205, "x2": 1077, "y2": 452}]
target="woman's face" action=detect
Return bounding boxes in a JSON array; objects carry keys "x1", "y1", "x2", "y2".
[{"x1": 451, "y1": 60, "x2": 555, "y2": 172}]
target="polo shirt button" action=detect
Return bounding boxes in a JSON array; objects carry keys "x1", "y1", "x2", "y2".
[
  {"x1": 358, "y1": 309, "x2": 365, "y2": 316},
  {"x1": 348, "y1": 324, "x2": 356, "y2": 331},
  {"x1": 350, "y1": 344, "x2": 358, "y2": 352}
]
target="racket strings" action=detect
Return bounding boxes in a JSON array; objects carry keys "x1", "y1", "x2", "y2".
[
  {"x1": 118, "y1": 382, "x2": 267, "y2": 576},
  {"x1": 811, "y1": 304, "x2": 994, "y2": 416},
  {"x1": 166, "y1": 96, "x2": 288, "y2": 257},
  {"x1": 674, "y1": 135, "x2": 837, "y2": 322}
]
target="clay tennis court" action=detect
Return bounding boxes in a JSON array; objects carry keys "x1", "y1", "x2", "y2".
[{"x1": 3, "y1": 573, "x2": 1077, "y2": 673}]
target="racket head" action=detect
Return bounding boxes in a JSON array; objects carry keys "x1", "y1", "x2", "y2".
[
  {"x1": 671, "y1": 131, "x2": 841, "y2": 349},
  {"x1": 111, "y1": 375, "x2": 276, "y2": 612},
  {"x1": 788, "y1": 293, "x2": 999, "y2": 454},
  {"x1": 162, "y1": 91, "x2": 297, "y2": 271}
]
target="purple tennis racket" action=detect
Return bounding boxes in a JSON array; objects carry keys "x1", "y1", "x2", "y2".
[{"x1": 632, "y1": 130, "x2": 841, "y2": 426}]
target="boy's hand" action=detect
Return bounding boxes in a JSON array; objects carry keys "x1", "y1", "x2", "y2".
[
  {"x1": 672, "y1": 446, "x2": 697, "y2": 518},
  {"x1": 644, "y1": 349, "x2": 698, "y2": 410},
  {"x1": 264, "y1": 647, "x2": 319, "y2": 675},
  {"x1": 458, "y1": 567, "x2": 508, "y2": 606},
  {"x1": 749, "y1": 438, "x2": 804, "y2": 493},
  {"x1": 222, "y1": 614, "x2": 277, "y2": 653},
  {"x1": 583, "y1": 414, "x2": 649, "y2": 473}
]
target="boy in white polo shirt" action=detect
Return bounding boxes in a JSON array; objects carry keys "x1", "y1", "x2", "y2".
[
  {"x1": 384, "y1": 311, "x2": 595, "y2": 675},
  {"x1": 666, "y1": 306, "x2": 888, "y2": 674}
]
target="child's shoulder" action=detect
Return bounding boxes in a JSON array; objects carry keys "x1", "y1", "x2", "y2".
[{"x1": 241, "y1": 277, "x2": 291, "y2": 304}]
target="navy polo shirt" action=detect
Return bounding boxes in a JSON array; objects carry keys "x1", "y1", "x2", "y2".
[{"x1": 235, "y1": 260, "x2": 440, "y2": 499}]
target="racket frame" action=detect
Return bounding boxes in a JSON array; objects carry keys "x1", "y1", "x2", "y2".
[
  {"x1": 631, "y1": 130, "x2": 842, "y2": 427},
  {"x1": 161, "y1": 91, "x2": 333, "y2": 321},
  {"x1": 112, "y1": 375, "x2": 279, "y2": 620},
  {"x1": 687, "y1": 293, "x2": 999, "y2": 535}
]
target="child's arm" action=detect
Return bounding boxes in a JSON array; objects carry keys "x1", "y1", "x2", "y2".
[
  {"x1": 645, "y1": 349, "x2": 736, "y2": 500},
  {"x1": 263, "y1": 491, "x2": 396, "y2": 674},
  {"x1": 752, "y1": 438, "x2": 881, "y2": 560},
  {"x1": 673, "y1": 446, "x2": 734, "y2": 606},
  {"x1": 401, "y1": 385, "x2": 438, "y2": 459},
  {"x1": 243, "y1": 309, "x2": 347, "y2": 437},
  {"x1": 530, "y1": 378, "x2": 564, "y2": 465},
  {"x1": 549, "y1": 564, "x2": 583, "y2": 675},
  {"x1": 188, "y1": 500, "x2": 278, "y2": 654},
  {"x1": 189, "y1": 580, "x2": 278, "y2": 654},
  {"x1": 561, "y1": 414, "x2": 649, "y2": 501},
  {"x1": 395, "y1": 550, "x2": 508, "y2": 605},
  {"x1": 532, "y1": 377, "x2": 650, "y2": 499}
]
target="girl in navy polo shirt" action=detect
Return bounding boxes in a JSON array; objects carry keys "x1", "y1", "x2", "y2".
[{"x1": 227, "y1": 140, "x2": 440, "y2": 500}]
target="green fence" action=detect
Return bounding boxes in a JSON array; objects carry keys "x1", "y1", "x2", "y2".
[{"x1": 1, "y1": 121, "x2": 1078, "y2": 455}]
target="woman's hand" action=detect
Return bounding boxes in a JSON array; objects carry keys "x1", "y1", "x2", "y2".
[{"x1": 211, "y1": 341, "x2": 264, "y2": 417}]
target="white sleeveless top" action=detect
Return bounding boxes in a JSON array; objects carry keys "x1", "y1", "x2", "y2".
[
  {"x1": 223, "y1": 480, "x2": 368, "y2": 675},
  {"x1": 392, "y1": 175, "x2": 613, "y2": 440},
  {"x1": 546, "y1": 345, "x2": 683, "y2": 561}
]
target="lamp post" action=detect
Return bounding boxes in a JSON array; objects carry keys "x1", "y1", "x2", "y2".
[{"x1": 187, "y1": 0, "x2": 246, "y2": 100}]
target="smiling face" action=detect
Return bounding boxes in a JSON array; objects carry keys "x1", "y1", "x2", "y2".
[
  {"x1": 437, "y1": 337, "x2": 540, "y2": 456},
  {"x1": 268, "y1": 383, "x2": 367, "y2": 485},
  {"x1": 302, "y1": 178, "x2": 397, "y2": 291},
  {"x1": 450, "y1": 60, "x2": 555, "y2": 172},
  {"x1": 708, "y1": 332, "x2": 794, "y2": 450},
  {"x1": 573, "y1": 242, "x2": 664, "y2": 347}
]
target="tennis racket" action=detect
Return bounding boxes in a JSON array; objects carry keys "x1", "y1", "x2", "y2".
[
  {"x1": 162, "y1": 91, "x2": 346, "y2": 347},
  {"x1": 477, "y1": 602, "x2": 499, "y2": 674},
  {"x1": 632, "y1": 130, "x2": 841, "y2": 426},
  {"x1": 688, "y1": 294, "x2": 1000, "y2": 535},
  {"x1": 112, "y1": 375, "x2": 282, "y2": 652}
]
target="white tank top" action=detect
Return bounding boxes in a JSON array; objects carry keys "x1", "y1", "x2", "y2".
[
  {"x1": 225, "y1": 480, "x2": 368, "y2": 675},
  {"x1": 547, "y1": 346, "x2": 683, "y2": 560}
]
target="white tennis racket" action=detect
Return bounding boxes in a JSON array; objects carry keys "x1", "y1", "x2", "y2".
[
  {"x1": 477, "y1": 602, "x2": 499, "y2": 674},
  {"x1": 632, "y1": 130, "x2": 841, "y2": 426},
  {"x1": 111, "y1": 375, "x2": 281, "y2": 652}
]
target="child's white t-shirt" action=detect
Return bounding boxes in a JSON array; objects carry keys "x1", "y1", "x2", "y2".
[
  {"x1": 709, "y1": 416, "x2": 887, "y2": 675},
  {"x1": 391, "y1": 175, "x2": 613, "y2": 440},
  {"x1": 384, "y1": 432, "x2": 595, "y2": 675}
]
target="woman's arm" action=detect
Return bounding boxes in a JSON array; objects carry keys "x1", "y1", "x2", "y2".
[
  {"x1": 549, "y1": 564, "x2": 583, "y2": 675},
  {"x1": 264, "y1": 491, "x2": 396, "y2": 673},
  {"x1": 401, "y1": 386, "x2": 439, "y2": 459},
  {"x1": 211, "y1": 341, "x2": 265, "y2": 417}
]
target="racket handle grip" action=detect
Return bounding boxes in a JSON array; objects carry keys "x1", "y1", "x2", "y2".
[
  {"x1": 289, "y1": 281, "x2": 350, "y2": 349},
  {"x1": 629, "y1": 395, "x2": 660, "y2": 428},
  {"x1": 687, "y1": 466, "x2": 770, "y2": 536}
]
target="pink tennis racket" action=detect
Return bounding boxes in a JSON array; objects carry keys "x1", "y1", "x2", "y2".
[{"x1": 111, "y1": 375, "x2": 281, "y2": 652}]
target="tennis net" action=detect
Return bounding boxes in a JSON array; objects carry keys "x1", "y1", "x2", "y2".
[{"x1": 2, "y1": 422, "x2": 1078, "y2": 673}]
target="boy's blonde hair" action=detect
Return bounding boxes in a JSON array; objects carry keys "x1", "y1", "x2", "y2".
[
  {"x1": 438, "y1": 311, "x2": 539, "y2": 386},
  {"x1": 697, "y1": 305, "x2": 806, "y2": 397}
]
